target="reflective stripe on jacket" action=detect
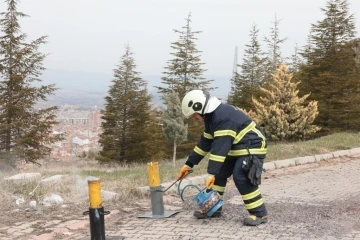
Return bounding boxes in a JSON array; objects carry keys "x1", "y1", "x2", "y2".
[{"x1": 187, "y1": 103, "x2": 267, "y2": 175}]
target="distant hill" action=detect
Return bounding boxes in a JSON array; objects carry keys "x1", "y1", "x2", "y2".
[{"x1": 36, "y1": 69, "x2": 231, "y2": 106}]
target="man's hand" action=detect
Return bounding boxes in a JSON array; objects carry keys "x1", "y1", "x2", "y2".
[
  {"x1": 178, "y1": 165, "x2": 191, "y2": 180},
  {"x1": 205, "y1": 175, "x2": 215, "y2": 188}
]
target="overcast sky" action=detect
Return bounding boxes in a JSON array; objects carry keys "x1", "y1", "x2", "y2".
[{"x1": 1, "y1": 0, "x2": 360, "y2": 79}]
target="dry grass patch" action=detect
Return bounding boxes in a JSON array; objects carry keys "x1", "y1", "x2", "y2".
[{"x1": 266, "y1": 132, "x2": 360, "y2": 161}]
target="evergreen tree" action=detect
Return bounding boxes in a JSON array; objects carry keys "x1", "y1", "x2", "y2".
[
  {"x1": 252, "y1": 65, "x2": 320, "y2": 141},
  {"x1": 127, "y1": 87, "x2": 152, "y2": 161},
  {"x1": 0, "y1": 0, "x2": 62, "y2": 165},
  {"x1": 228, "y1": 72, "x2": 244, "y2": 106},
  {"x1": 301, "y1": 33, "x2": 314, "y2": 65},
  {"x1": 240, "y1": 24, "x2": 267, "y2": 87},
  {"x1": 156, "y1": 13, "x2": 216, "y2": 157},
  {"x1": 162, "y1": 91, "x2": 187, "y2": 167},
  {"x1": 229, "y1": 24, "x2": 267, "y2": 110},
  {"x1": 264, "y1": 15, "x2": 287, "y2": 79},
  {"x1": 98, "y1": 45, "x2": 151, "y2": 163},
  {"x1": 288, "y1": 43, "x2": 302, "y2": 73},
  {"x1": 144, "y1": 107, "x2": 171, "y2": 161},
  {"x1": 156, "y1": 13, "x2": 215, "y2": 100},
  {"x1": 298, "y1": 0, "x2": 360, "y2": 131}
]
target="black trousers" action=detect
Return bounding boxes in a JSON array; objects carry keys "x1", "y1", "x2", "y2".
[{"x1": 212, "y1": 156, "x2": 268, "y2": 217}]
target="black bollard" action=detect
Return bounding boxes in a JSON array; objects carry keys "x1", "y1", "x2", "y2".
[{"x1": 83, "y1": 207, "x2": 110, "y2": 240}]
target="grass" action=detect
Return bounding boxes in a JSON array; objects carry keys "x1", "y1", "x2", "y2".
[
  {"x1": 0, "y1": 131, "x2": 359, "y2": 209},
  {"x1": 266, "y1": 132, "x2": 360, "y2": 161}
]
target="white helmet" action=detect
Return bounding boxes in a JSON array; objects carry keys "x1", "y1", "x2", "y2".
[{"x1": 181, "y1": 90, "x2": 222, "y2": 119}]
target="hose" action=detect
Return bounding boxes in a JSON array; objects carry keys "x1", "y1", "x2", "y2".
[
  {"x1": 157, "y1": 169, "x2": 203, "y2": 201},
  {"x1": 176, "y1": 174, "x2": 202, "y2": 202}
]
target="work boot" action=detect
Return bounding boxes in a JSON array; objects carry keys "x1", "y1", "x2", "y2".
[
  {"x1": 193, "y1": 207, "x2": 222, "y2": 219},
  {"x1": 243, "y1": 215, "x2": 268, "y2": 226}
]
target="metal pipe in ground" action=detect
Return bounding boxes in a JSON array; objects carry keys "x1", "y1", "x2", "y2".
[{"x1": 138, "y1": 162, "x2": 180, "y2": 218}]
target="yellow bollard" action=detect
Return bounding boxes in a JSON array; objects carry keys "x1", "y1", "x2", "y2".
[
  {"x1": 88, "y1": 180, "x2": 102, "y2": 208},
  {"x1": 83, "y1": 179, "x2": 110, "y2": 240},
  {"x1": 147, "y1": 161, "x2": 160, "y2": 187},
  {"x1": 139, "y1": 161, "x2": 179, "y2": 218}
]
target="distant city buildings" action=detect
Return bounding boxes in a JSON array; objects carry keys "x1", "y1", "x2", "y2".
[{"x1": 50, "y1": 105, "x2": 102, "y2": 161}]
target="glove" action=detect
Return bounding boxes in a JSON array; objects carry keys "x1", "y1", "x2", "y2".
[
  {"x1": 178, "y1": 165, "x2": 191, "y2": 180},
  {"x1": 246, "y1": 156, "x2": 265, "y2": 186},
  {"x1": 205, "y1": 175, "x2": 215, "y2": 188}
]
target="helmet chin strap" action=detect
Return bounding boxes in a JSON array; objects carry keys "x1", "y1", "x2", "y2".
[{"x1": 201, "y1": 92, "x2": 210, "y2": 115}]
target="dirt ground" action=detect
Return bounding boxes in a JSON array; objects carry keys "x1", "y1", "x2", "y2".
[{"x1": 1, "y1": 156, "x2": 359, "y2": 239}]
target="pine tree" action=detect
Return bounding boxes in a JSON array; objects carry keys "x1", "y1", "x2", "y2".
[
  {"x1": 264, "y1": 15, "x2": 287, "y2": 80},
  {"x1": 143, "y1": 107, "x2": 170, "y2": 161},
  {"x1": 98, "y1": 45, "x2": 151, "y2": 163},
  {"x1": 228, "y1": 72, "x2": 244, "y2": 106},
  {"x1": 162, "y1": 91, "x2": 187, "y2": 167},
  {"x1": 156, "y1": 13, "x2": 215, "y2": 100},
  {"x1": 252, "y1": 65, "x2": 320, "y2": 141},
  {"x1": 240, "y1": 24, "x2": 268, "y2": 87},
  {"x1": 298, "y1": 0, "x2": 360, "y2": 131},
  {"x1": 0, "y1": 0, "x2": 62, "y2": 165},
  {"x1": 301, "y1": 33, "x2": 314, "y2": 65},
  {"x1": 229, "y1": 24, "x2": 267, "y2": 110},
  {"x1": 288, "y1": 43, "x2": 302, "y2": 73},
  {"x1": 126, "y1": 87, "x2": 152, "y2": 161},
  {"x1": 156, "y1": 13, "x2": 216, "y2": 157}
]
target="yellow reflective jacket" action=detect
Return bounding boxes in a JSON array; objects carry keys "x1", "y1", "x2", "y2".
[{"x1": 185, "y1": 103, "x2": 267, "y2": 175}]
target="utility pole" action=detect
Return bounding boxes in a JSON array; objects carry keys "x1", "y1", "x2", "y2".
[
  {"x1": 232, "y1": 46, "x2": 238, "y2": 78},
  {"x1": 229, "y1": 46, "x2": 239, "y2": 99}
]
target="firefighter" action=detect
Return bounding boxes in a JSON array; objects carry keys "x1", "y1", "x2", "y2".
[{"x1": 178, "y1": 89, "x2": 268, "y2": 226}]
